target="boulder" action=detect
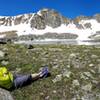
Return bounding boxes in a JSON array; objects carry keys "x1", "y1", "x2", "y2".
[
  {"x1": 1, "y1": 60, "x2": 9, "y2": 65},
  {"x1": 0, "y1": 88, "x2": 14, "y2": 100}
]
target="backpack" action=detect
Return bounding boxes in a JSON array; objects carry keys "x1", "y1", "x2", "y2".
[{"x1": 0, "y1": 67, "x2": 13, "y2": 89}]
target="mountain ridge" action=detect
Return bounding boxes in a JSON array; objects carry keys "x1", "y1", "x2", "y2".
[{"x1": 0, "y1": 8, "x2": 100, "y2": 41}]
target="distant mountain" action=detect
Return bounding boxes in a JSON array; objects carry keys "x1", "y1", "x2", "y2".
[{"x1": 0, "y1": 8, "x2": 100, "y2": 41}]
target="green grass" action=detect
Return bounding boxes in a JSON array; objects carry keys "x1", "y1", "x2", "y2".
[{"x1": 0, "y1": 44, "x2": 100, "y2": 100}]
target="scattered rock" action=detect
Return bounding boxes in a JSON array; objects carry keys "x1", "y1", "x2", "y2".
[
  {"x1": 72, "y1": 61, "x2": 80, "y2": 68},
  {"x1": 1, "y1": 60, "x2": 9, "y2": 65},
  {"x1": 45, "y1": 96, "x2": 50, "y2": 100},
  {"x1": 48, "y1": 48, "x2": 62, "y2": 52},
  {"x1": 81, "y1": 93, "x2": 96, "y2": 100},
  {"x1": 82, "y1": 83, "x2": 92, "y2": 92},
  {"x1": 40, "y1": 92, "x2": 44, "y2": 96},
  {"x1": 72, "y1": 80, "x2": 80, "y2": 86},
  {"x1": 98, "y1": 65, "x2": 100, "y2": 73},
  {"x1": 80, "y1": 73, "x2": 87, "y2": 80},
  {"x1": 2, "y1": 48, "x2": 8, "y2": 52},
  {"x1": 91, "y1": 54, "x2": 98, "y2": 59},
  {"x1": 97, "y1": 59, "x2": 100, "y2": 63},
  {"x1": 52, "y1": 64, "x2": 59, "y2": 69},
  {"x1": 89, "y1": 64, "x2": 94, "y2": 67},
  {"x1": 69, "y1": 53, "x2": 76, "y2": 58},
  {"x1": 80, "y1": 72, "x2": 93, "y2": 80},
  {"x1": 67, "y1": 65, "x2": 70, "y2": 68},
  {"x1": 0, "y1": 50, "x2": 5, "y2": 58},
  {"x1": 52, "y1": 90, "x2": 57, "y2": 94},
  {"x1": 62, "y1": 70, "x2": 71, "y2": 78},
  {"x1": 52, "y1": 74, "x2": 62, "y2": 83},
  {"x1": 0, "y1": 88, "x2": 14, "y2": 100},
  {"x1": 83, "y1": 72, "x2": 93, "y2": 79}
]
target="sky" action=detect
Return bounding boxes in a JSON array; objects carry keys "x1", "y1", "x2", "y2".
[{"x1": 0, "y1": 0, "x2": 100, "y2": 18}]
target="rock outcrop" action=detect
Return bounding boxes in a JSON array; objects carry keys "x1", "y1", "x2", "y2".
[{"x1": 0, "y1": 88, "x2": 14, "y2": 100}]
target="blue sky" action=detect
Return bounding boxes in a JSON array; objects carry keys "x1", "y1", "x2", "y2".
[{"x1": 0, "y1": 0, "x2": 100, "y2": 18}]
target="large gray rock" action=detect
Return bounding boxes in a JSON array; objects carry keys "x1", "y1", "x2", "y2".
[
  {"x1": 84, "y1": 23, "x2": 92, "y2": 29},
  {"x1": 0, "y1": 88, "x2": 14, "y2": 100},
  {"x1": 1, "y1": 60, "x2": 9, "y2": 66}
]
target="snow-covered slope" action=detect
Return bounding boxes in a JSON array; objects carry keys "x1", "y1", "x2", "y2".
[{"x1": 0, "y1": 8, "x2": 100, "y2": 40}]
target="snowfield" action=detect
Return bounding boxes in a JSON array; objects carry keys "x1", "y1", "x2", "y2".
[{"x1": 0, "y1": 18, "x2": 100, "y2": 41}]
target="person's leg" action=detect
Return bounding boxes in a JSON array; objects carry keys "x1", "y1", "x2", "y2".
[
  {"x1": 13, "y1": 74, "x2": 24, "y2": 79},
  {"x1": 13, "y1": 72, "x2": 43, "y2": 89},
  {"x1": 31, "y1": 73, "x2": 41, "y2": 80},
  {"x1": 13, "y1": 74, "x2": 33, "y2": 89},
  {"x1": 14, "y1": 73, "x2": 41, "y2": 81},
  {"x1": 13, "y1": 67, "x2": 49, "y2": 89}
]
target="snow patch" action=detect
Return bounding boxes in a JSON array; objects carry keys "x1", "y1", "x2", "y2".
[{"x1": 80, "y1": 19, "x2": 100, "y2": 32}]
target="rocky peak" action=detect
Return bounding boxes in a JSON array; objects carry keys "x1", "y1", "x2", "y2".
[
  {"x1": 29, "y1": 8, "x2": 70, "y2": 29},
  {"x1": 0, "y1": 8, "x2": 71, "y2": 29},
  {"x1": 42, "y1": 9, "x2": 62, "y2": 28},
  {"x1": 32, "y1": 8, "x2": 71, "y2": 28},
  {"x1": 93, "y1": 14, "x2": 100, "y2": 22}
]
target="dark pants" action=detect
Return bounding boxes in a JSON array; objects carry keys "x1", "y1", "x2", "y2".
[{"x1": 12, "y1": 74, "x2": 33, "y2": 89}]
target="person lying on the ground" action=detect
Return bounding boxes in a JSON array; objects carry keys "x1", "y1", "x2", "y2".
[{"x1": 0, "y1": 66, "x2": 50, "y2": 90}]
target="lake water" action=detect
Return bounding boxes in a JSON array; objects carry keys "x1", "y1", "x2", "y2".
[{"x1": 14, "y1": 39, "x2": 100, "y2": 45}]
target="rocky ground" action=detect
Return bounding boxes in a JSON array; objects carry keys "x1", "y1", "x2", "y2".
[{"x1": 0, "y1": 43, "x2": 100, "y2": 100}]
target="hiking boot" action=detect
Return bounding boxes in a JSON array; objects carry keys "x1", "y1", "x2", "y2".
[{"x1": 39, "y1": 66, "x2": 49, "y2": 78}]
